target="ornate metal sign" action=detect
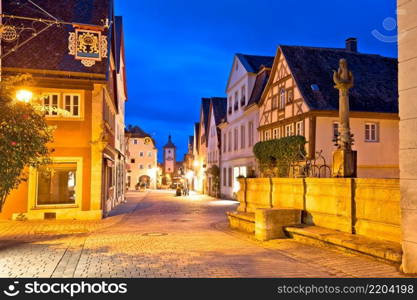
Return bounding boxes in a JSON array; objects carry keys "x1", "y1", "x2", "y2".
[{"x1": 68, "y1": 28, "x2": 108, "y2": 67}]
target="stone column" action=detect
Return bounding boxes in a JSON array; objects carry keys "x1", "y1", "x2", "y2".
[
  {"x1": 332, "y1": 59, "x2": 357, "y2": 177},
  {"x1": 398, "y1": 0, "x2": 417, "y2": 273}
]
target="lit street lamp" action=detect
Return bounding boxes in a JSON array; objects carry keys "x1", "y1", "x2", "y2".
[{"x1": 16, "y1": 90, "x2": 33, "y2": 103}]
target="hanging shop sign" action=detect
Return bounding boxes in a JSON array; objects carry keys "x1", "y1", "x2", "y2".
[{"x1": 68, "y1": 28, "x2": 108, "y2": 67}]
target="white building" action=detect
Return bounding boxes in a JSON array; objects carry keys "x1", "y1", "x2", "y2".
[
  {"x1": 219, "y1": 54, "x2": 274, "y2": 199},
  {"x1": 206, "y1": 98, "x2": 227, "y2": 196}
]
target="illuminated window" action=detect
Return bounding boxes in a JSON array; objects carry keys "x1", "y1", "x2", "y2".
[{"x1": 36, "y1": 163, "x2": 77, "y2": 205}]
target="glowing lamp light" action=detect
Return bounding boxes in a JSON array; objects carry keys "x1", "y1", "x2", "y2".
[
  {"x1": 16, "y1": 90, "x2": 33, "y2": 103},
  {"x1": 185, "y1": 171, "x2": 194, "y2": 180},
  {"x1": 193, "y1": 160, "x2": 199, "y2": 168}
]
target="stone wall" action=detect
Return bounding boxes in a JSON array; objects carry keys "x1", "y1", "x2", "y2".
[
  {"x1": 398, "y1": 0, "x2": 417, "y2": 273},
  {"x1": 236, "y1": 177, "x2": 400, "y2": 243}
]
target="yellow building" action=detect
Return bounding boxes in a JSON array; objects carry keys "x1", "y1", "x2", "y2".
[
  {"x1": 126, "y1": 126, "x2": 158, "y2": 190},
  {"x1": 0, "y1": 0, "x2": 127, "y2": 220}
]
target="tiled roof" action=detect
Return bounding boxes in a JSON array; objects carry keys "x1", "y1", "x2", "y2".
[
  {"x1": 236, "y1": 53, "x2": 274, "y2": 73},
  {"x1": 194, "y1": 122, "x2": 200, "y2": 153},
  {"x1": 2, "y1": 0, "x2": 114, "y2": 76},
  {"x1": 211, "y1": 98, "x2": 227, "y2": 126},
  {"x1": 114, "y1": 16, "x2": 123, "y2": 73},
  {"x1": 201, "y1": 98, "x2": 211, "y2": 134},
  {"x1": 247, "y1": 68, "x2": 271, "y2": 107},
  {"x1": 280, "y1": 45, "x2": 398, "y2": 113},
  {"x1": 127, "y1": 126, "x2": 151, "y2": 138}
]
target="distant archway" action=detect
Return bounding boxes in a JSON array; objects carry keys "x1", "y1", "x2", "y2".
[{"x1": 139, "y1": 175, "x2": 151, "y2": 187}]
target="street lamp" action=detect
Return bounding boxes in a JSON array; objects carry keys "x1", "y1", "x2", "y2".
[{"x1": 16, "y1": 90, "x2": 33, "y2": 103}]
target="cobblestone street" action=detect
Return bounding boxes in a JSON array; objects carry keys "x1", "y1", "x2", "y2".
[{"x1": 0, "y1": 190, "x2": 408, "y2": 278}]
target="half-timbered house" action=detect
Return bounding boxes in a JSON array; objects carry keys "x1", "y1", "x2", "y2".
[{"x1": 258, "y1": 39, "x2": 399, "y2": 178}]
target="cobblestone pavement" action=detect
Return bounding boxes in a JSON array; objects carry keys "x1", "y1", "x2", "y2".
[{"x1": 0, "y1": 190, "x2": 409, "y2": 278}]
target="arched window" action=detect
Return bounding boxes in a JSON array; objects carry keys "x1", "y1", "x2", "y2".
[{"x1": 279, "y1": 89, "x2": 286, "y2": 109}]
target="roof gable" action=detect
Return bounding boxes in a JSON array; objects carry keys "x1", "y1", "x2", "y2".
[
  {"x1": 260, "y1": 45, "x2": 398, "y2": 114},
  {"x1": 225, "y1": 53, "x2": 274, "y2": 92}
]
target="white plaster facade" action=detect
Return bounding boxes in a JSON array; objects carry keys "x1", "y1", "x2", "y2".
[{"x1": 219, "y1": 55, "x2": 269, "y2": 199}]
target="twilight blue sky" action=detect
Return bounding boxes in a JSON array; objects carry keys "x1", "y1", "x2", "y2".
[{"x1": 114, "y1": 0, "x2": 397, "y2": 162}]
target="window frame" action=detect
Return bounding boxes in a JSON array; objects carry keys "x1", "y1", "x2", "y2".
[
  {"x1": 28, "y1": 157, "x2": 83, "y2": 209},
  {"x1": 296, "y1": 121, "x2": 304, "y2": 136},
  {"x1": 63, "y1": 93, "x2": 81, "y2": 117},
  {"x1": 285, "y1": 124, "x2": 294, "y2": 137},
  {"x1": 42, "y1": 93, "x2": 60, "y2": 116},
  {"x1": 365, "y1": 122, "x2": 379, "y2": 142}
]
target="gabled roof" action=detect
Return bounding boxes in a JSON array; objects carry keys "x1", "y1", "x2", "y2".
[
  {"x1": 236, "y1": 54, "x2": 275, "y2": 73},
  {"x1": 200, "y1": 97, "x2": 226, "y2": 143},
  {"x1": 260, "y1": 44, "x2": 398, "y2": 114},
  {"x1": 211, "y1": 98, "x2": 228, "y2": 126},
  {"x1": 127, "y1": 126, "x2": 151, "y2": 138},
  {"x1": 247, "y1": 67, "x2": 271, "y2": 108},
  {"x1": 188, "y1": 136, "x2": 194, "y2": 146},
  {"x1": 226, "y1": 53, "x2": 274, "y2": 92},
  {"x1": 201, "y1": 98, "x2": 212, "y2": 135},
  {"x1": 2, "y1": 0, "x2": 114, "y2": 77},
  {"x1": 194, "y1": 122, "x2": 200, "y2": 153},
  {"x1": 281, "y1": 45, "x2": 398, "y2": 113}
]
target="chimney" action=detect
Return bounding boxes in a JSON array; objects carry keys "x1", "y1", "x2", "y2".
[{"x1": 345, "y1": 37, "x2": 358, "y2": 52}]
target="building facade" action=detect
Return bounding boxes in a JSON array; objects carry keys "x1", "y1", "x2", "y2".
[
  {"x1": 0, "y1": 0, "x2": 127, "y2": 220},
  {"x1": 126, "y1": 126, "x2": 158, "y2": 190},
  {"x1": 206, "y1": 98, "x2": 227, "y2": 196},
  {"x1": 258, "y1": 40, "x2": 399, "y2": 178},
  {"x1": 219, "y1": 54, "x2": 274, "y2": 199}
]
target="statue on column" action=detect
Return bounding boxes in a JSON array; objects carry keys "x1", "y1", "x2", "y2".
[{"x1": 332, "y1": 59, "x2": 357, "y2": 177}]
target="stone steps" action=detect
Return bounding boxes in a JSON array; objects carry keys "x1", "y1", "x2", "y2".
[{"x1": 285, "y1": 225, "x2": 402, "y2": 264}]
